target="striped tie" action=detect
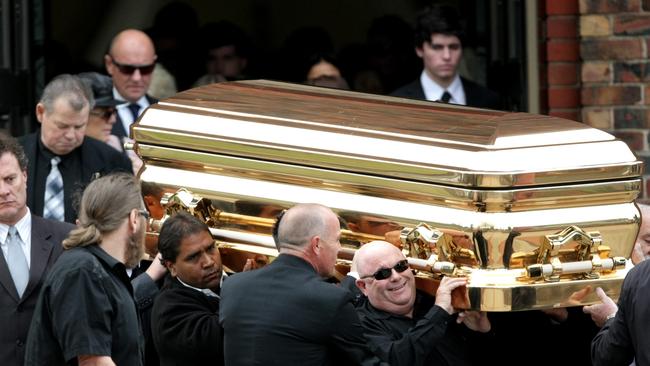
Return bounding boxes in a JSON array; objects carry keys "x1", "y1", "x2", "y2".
[
  {"x1": 43, "y1": 157, "x2": 64, "y2": 221},
  {"x1": 6, "y1": 226, "x2": 29, "y2": 297}
]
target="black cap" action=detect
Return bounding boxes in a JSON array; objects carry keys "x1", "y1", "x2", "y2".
[{"x1": 77, "y1": 72, "x2": 125, "y2": 107}]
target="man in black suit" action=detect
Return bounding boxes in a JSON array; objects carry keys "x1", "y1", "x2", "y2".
[
  {"x1": 0, "y1": 134, "x2": 73, "y2": 366},
  {"x1": 220, "y1": 203, "x2": 384, "y2": 366},
  {"x1": 391, "y1": 5, "x2": 501, "y2": 110},
  {"x1": 105, "y1": 29, "x2": 158, "y2": 139},
  {"x1": 152, "y1": 212, "x2": 225, "y2": 366},
  {"x1": 19, "y1": 74, "x2": 132, "y2": 223}
]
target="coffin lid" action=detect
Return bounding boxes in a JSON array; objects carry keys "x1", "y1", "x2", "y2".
[{"x1": 132, "y1": 80, "x2": 642, "y2": 188}]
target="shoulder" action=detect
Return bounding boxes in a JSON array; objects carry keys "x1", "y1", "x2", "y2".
[
  {"x1": 32, "y1": 215, "x2": 75, "y2": 236},
  {"x1": 461, "y1": 77, "x2": 502, "y2": 109},
  {"x1": 17, "y1": 132, "x2": 38, "y2": 151},
  {"x1": 390, "y1": 79, "x2": 423, "y2": 98},
  {"x1": 81, "y1": 137, "x2": 132, "y2": 170},
  {"x1": 146, "y1": 94, "x2": 159, "y2": 105}
]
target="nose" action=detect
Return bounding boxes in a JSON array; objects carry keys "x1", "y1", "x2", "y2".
[
  {"x1": 0, "y1": 182, "x2": 9, "y2": 196},
  {"x1": 442, "y1": 46, "x2": 451, "y2": 60},
  {"x1": 201, "y1": 252, "x2": 215, "y2": 268},
  {"x1": 131, "y1": 68, "x2": 142, "y2": 81},
  {"x1": 63, "y1": 127, "x2": 76, "y2": 140},
  {"x1": 108, "y1": 113, "x2": 117, "y2": 125}
]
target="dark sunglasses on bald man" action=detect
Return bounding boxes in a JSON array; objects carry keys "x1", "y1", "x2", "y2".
[
  {"x1": 110, "y1": 56, "x2": 155, "y2": 75},
  {"x1": 361, "y1": 259, "x2": 410, "y2": 280}
]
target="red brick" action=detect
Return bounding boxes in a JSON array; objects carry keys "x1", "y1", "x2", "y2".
[
  {"x1": 580, "y1": 0, "x2": 641, "y2": 13},
  {"x1": 582, "y1": 62, "x2": 611, "y2": 83},
  {"x1": 614, "y1": 14, "x2": 650, "y2": 35},
  {"x1": 547, "y1": 40, "x2": 580, "y2": 61},
  {"x1": 546, "y1": 16, "x2": 578, "y2": 38},
  {"x1": 548, "y1": 87, "x2": 580, "y2": 108},
  {"x1": 612, "y1": 130, "x2": 645, "y2": 151},
  {"x1": 582, "y1": 86, "x2": 641, "y2": 105},
  {"x1": 613, "y1": 62, "x2": 649, "y2": 82},
  {"x1": 548, "y1": 0, "x2": 579, "y2": 14},
  {"x1": 581, "y1": 39, "x2": 643, "y2": 60},
  {"x1": 645, "y1": 85, "x2": 650, "y2": 104},
  {"x1": 548, "y1": 62, "x2": 579, "y2": 85},
  {"x1": 548, "y1": 110, "x2": 580, "y2": 121},
  {"x1": 614, "y1": 108, "x2": 646, "y2": 128}
]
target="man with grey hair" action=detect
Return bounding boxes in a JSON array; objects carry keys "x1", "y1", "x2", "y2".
[
  {"x1": 220, "y1": 203, "x2": 384, "y2": 366},
  {"x1": 19, "y1": 74, "x2": 132, "y2": 223}
]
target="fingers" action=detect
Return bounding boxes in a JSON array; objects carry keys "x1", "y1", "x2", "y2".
[{"x1": 437, "y1": 277, "x2": 467, "y2": 294}]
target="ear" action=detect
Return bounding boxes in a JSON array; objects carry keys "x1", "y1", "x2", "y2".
[
  {"x1": 35, "y1": 103, "x2": 45, "y2": 123},
  {"x1": 104, "y1": 54, "x2": 114, "y2": 76},
  {"x1": 415, "y1": 46, "x2": 424, "y2": 59},
  {"x1": 143, "y1": 195, "x2": 156, "y2": 210},
  {"x1": 128, "y1": 209, "x2": 139, "y2": 233},
  {"x1": 165, "y1": 260, "x2": 177, "y2": 277},
  {"x1": 310, "y1": 236, "x2": 321, "y2": 256},
  {"x1": 355, "y1": 278, "x2": 369, "y2": 296}
]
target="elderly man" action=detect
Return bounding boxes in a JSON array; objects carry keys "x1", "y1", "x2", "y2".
[
  {"x1": 352, "y1": 241, "x2": 491, "y2": 366},
  {"x1": 105, "y1": 29, "x2": 158, "y2": 139},
  {"x1": 19, "y1": 74, "x2": 132, "y2": 223},
  {"x1": 0, "y1": 134, "x2": 73, "y2": 366},
  {"x1": 219, "y1": 203, "x2": 383, "y2": 366},
  {"x1": 25, "y1": 173, "x2": 148, "y2": 366},
  {"x1": 391, "y1": 5, "x2": 500, "y2": 109},
  {"x1": 151, "y1": 212, "x2": 225, "y2": 366}
]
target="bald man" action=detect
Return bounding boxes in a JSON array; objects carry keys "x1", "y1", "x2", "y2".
[
  {"x1": 352, "y1": 241, "x2": 490, "y2": 366},
  {"x1": 219, "y1": 203, "x2": 384, "y2": 366},
  {"x1": 105, "y1": 29, "x2": 159, "y2": 139}
]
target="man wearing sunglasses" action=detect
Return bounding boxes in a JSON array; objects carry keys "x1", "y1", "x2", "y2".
[
  {"x1": 353, "y1": 241, "x2": 491, "y2": 366},
  {"x1": 105, "y1": 29, "x2": 159, "y2": 140}
]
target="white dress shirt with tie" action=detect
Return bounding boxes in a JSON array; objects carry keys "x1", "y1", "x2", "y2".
[
  {"x1": 0, "y1": 210, "x2": 32, "y2": 268},
  {"x1": 420, "y1": 71, "x2": 466, "y2": 105},
  {"x1": 113, "y1": 88, "x2": 151, "y2": 136}
]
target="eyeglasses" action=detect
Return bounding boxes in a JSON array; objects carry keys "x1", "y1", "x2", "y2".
[
  {"x1": 138, "y1": 209, "x2": 150, "y2": 221},
  {"x1": 361, "y1": 259, "x2": 409, "y2": 281},
  {"x1": 110, "y1": 56, "x2": 155, "y2": 75},
  {"x1": 90, "y1": 108, "x2": 116, "y2": 120}
]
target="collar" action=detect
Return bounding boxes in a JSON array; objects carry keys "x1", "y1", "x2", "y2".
[
  {"x1": 86, "y1": 244, "x2": 131, "y2": 286},
  {"x1": 420, "y1": 71, "x2": 465, "y2": 105},
  {"x1": 113, "y1": 88, "x2": 149, "y2": 109},
  {"x1": 0, "y1": 208, "x2": 31, "y2": 243},
  {"x1": 36, "y1": 130, "x2": 73, "y2": 161},
  {"x1": 176, "y1": 272, "x2": 227, "y2": 298}
]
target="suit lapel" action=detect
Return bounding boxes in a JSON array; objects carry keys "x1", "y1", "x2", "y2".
[
  {"x1": 0, "y1": 248, "x2": 20, "y2": 302},
  {"x1": 23, "y1": 217, "x2": 55, "y2": 301}
]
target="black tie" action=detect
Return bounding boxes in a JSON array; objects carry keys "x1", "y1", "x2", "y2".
[
  {"x1": 127, "y1": 103, "x2": 141, "y2": 122},
  {"x1": 439, "y1": 91, "x2": 452, "y2": 103}
]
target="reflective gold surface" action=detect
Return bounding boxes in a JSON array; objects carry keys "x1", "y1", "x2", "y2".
[{"x1": 133, "y1": 80, "x2": 642, "y2": 311}]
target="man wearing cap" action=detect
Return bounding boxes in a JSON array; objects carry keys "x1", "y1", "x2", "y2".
[
  {"x1": 78, "y1": 72, "x2": 143, "y2": 174},
  {"x1": 19, "y1": 74, "x2": 132, "y2": 223},
  {"x1": 105, "y1": 29, "x2": 158, "y2": 140}
]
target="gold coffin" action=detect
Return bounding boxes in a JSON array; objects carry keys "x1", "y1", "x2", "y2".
[{"x1": 132, "y1": 80, "x2": 642, "y2": 312}]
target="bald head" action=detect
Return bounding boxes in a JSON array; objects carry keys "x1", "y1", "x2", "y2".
[
  {"x1": 633, "y1": 203, "x2": 650, "y2": 263},
  {"x1": 277, "y1": 203, "x2": 336, "y2": 249},
  {"x1": 105, "y1": 29, "x2": 157, "y2": 103},
  {"x1": 355, "y1": 241, "x2": 405, "y2": 277}
]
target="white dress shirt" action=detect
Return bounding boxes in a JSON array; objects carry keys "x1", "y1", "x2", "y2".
[
  {"x1": 420, "y1": 71, "x2": 466, "y2": 105},
  {"x1": 113, "y1": 88, "x2": 151, "y2": 135},
  {"x1": 0, "y1": 209, "x2": 32, "y2": 268}
]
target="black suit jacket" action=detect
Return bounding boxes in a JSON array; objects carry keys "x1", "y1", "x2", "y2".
[
  {"x1": 19, "y1": 132, "x2": 133, "y2": 223},
  {"x1": 0, "y1": 215, "x2": 73, "y2": 366},
  {"x1": 219, "y1": 254, "x2": 383, "y2": 366},
  {"x1": 391, "y1": 76, "x2": 503, "y2": 110},
  {"x1": 112, "y1": 95, "x2": 158, "y2": 138},
  {"x1": 151, "y1": 277, "x2": 223, "y2": 366}
]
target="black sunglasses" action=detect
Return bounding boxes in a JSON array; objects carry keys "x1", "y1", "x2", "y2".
[
  {"x1": 138, "y1": 209, "x2": 150, "y2": 221},
  {"x1": 90, "y1": 108, "x2": 116, "y2": 120},
  {"x1": 361, "y1": 259, "x2": 409, "y2": 280},
  {"x1": 110, "y1": 57, "x2": 155, "y2": 75}
]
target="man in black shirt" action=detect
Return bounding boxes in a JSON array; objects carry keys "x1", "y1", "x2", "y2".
[
  {"x1": 19, "y1": 74, "x2": 132, "y2": 223},
  {"x1": 25, "y1": 173, "x2": 147, "y2": 365},
  {"x1": 151, "y1": 212, "x2": 225, "y2": 366},
  {"x1": 352, "y1": 240, "x2": 491, "y2": 366}
]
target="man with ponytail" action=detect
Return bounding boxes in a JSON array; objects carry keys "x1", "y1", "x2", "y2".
[{"x1": 25, "y1": 173, "x2": 148, "y2": 366}]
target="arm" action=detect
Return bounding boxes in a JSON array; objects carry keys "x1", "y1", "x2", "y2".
[
  {"x1": 151, "y1": 289, "x2": 222, "y2": 358},
  {"x1": 132, "y1": 253, "x2": 166, "y2": 310},
  {"x1": 590, "y1": 282, "x2": 635, "y2": 365}
]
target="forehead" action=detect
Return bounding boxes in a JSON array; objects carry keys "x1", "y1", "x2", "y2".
[
  {"x1": 363, "y1": 246, "x2": 404, "y2": 271},
  {"x1": 0, "y1": 152, "x2": 21, "y2": 173},
  {"x1": 44, "y1": 98, "x2": 88, "y2": 125},
  {"x1": 112, "y1": 37, "x2": 155, "y2": 63},
  {"x1": 179, "y1": 230, "x2": 214, "y2": 251},
  {"x1": 429, "y1": 33, "x2": 461, "y2": 45}
]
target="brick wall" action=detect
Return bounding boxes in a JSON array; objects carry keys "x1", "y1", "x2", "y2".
[
  {"x1": 541, "y1": 0, "x2": 650, "y2": 197},
  {"x1": 578, "y1": 0, "x2": 650, "y2": 197}
]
